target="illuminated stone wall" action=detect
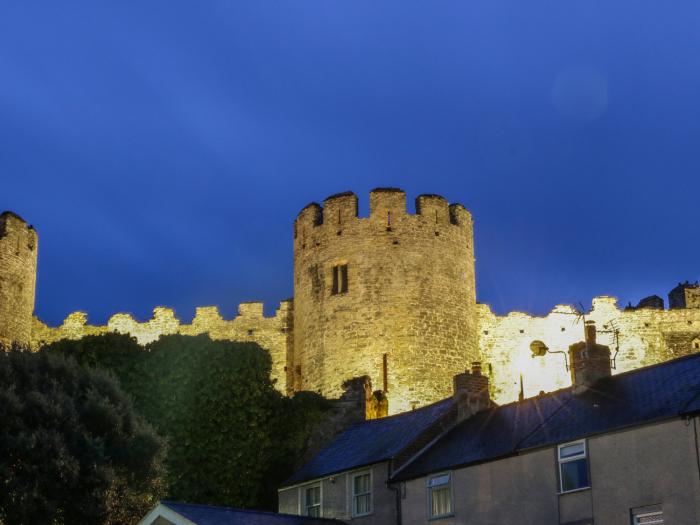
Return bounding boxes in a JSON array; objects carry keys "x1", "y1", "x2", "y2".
[
  {"x1": 478, "y1": 296, "x2": 700, "y2": 404},
  {"x1": 0, "y1": 212, "x2": 38, "y2": 347},
  {"x1": 31, "y1": 301, "x2": 293, "y2": 392},
  {"x1": 292, "y1": 189, "x2": 478, "y2": 414},
  {"x1": 5, "y1": 195, "x2": 699, "y2": 414}
]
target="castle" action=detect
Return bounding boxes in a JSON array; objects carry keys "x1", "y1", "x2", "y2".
[{"x1": 1, "y1": 189, "x2": 699, "y2": 414}]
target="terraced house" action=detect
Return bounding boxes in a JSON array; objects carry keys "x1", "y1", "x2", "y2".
[{"x1": 279, "y1": 324, "x2": 700, "y2": 525}]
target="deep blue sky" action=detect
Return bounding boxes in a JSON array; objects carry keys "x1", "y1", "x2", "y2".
[{"x1": 1, "y1": 2, "x2": 699, "y2": 325}]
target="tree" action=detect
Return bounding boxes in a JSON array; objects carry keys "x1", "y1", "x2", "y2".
[{"x1": 0, "y1": 348, "x2": 165, "y2": 525}]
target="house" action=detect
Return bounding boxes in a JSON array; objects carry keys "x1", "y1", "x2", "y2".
[
  {"x1": 138, "y1": 501, "x2": 343, "y2": 525},
  {"x1": 280, "y1": 323, "x2": 700, "y2": 524},
  {"x1": 278, "y1": 395, "x2": 457, "y2": 525}
]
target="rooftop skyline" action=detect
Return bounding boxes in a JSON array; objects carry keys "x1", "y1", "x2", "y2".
[{"x1": 2, "y1": 1, "x2": 699, "y2": 325}]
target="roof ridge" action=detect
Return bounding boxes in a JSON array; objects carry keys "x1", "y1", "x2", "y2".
[
  {"x1": 361, "y1": 397, "x2": 454, "y2": 424},
  {"x1": 609, "y1": 350, "x2": 700, "y2": 378}
]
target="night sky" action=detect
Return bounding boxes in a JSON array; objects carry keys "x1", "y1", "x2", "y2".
[{"x1": 1, "y1": 2, "x2": 699, "y2": 326}]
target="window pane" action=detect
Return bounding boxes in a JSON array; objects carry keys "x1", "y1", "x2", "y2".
[
  {"x1": 306, "y1": 486, "x2": 320, "y2": 506},
  {"x1": 307, "y1": 505, "x2": 320, "y2": 518},
  {"x1": 559, "y1": 442, "x2": 585, "y2": 459},
  {"x1": 634, "y1": 512, "x2": 664, "y2": 524},
  {"x1": 428, "y1": 473, "x2": 450, "y2": 487},
  {"x1": 430, "y1": 486, "x2": 451, "y2": 516},
  {"x1": 354, "y1": 473, "x2": 370, "y2": 495},
  {"x1": 560, "y1": 458, "x2": 589, "y2": 492},
  {"x1": 354, "y1": 493, "x2": 371, "y2": 515}
]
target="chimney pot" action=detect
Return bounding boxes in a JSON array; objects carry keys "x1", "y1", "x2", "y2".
[
  {"x1": 569, "y1": 323, "x2": 611, "y2": 394},
  {"x1": 453, "y1": 366, "x2": 491, "y2": 421},
  {"x1": 584, "y1": 320, "x2": 597, "y2": 345}
]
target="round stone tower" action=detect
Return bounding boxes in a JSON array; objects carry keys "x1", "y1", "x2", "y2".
[
  {"x1": 0, "y1": 211, "x2": 38, "y2": 347},
  {"x1": 292, "y1": 189, "x2": 478, "y2": 414}
]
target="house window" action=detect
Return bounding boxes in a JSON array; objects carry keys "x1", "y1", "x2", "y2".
[
  {"x1": 427, "y1": 472, "x2": 452, "y2": 518},
  {"x1": 331, "y1": 264, "x2": 348, "y2": 295},
  {"x1": 632, "y1": 510, "x2": 664, "y2": 524},
  {"x1": 558, "y1": 440, "x2": 590, "y2": 493},
  {"x1": 351, "y1": 471, "x2": 372, "y2": 517},
  {"x1": 303, "y1": 484, "x2": 321, "y2": 517}
]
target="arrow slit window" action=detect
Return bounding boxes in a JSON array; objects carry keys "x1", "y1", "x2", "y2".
[{"x1": 332, "y1": 264, "x2": 348, "y2": 295}]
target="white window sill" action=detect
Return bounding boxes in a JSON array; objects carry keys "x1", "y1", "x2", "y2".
[
  {"x1": 428, "y1": 513, "x2": 455, "y2": 521},
  {"x1": 558, "y1": 485, "x2": 591, "y2": 496}
]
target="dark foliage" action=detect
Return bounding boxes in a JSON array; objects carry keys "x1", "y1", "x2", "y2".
[
  {"x1": 0, "y1": 348, "x2": 165, "y2": 525},
  {"x1": 43, "y1": 334, "x2": 332, "y2": 510}
]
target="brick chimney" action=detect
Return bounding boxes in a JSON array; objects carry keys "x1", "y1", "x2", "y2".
[
  {"x1": 568, "y1": 321, "x2": 612, "y2": 394},
  {"x1": 453, "y1": 362, "x2": 490, "y2": 421}
]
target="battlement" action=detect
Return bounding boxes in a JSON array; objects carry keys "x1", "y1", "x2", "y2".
[
  {"x1": 0, "y1": 211, "x2": 37, "y2": 247},
  {"x1": 294, "y1": 189, "x2": 472, "y2": 232},
  {"x1": 1, "y1": 210, "x2": 32, "y2": 228}
]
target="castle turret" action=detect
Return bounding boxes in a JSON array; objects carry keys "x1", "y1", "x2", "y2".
[
  {"x1": 669, "y1": 281, "x2": 700, "y2": 309},
  {"x1": 292, "y1": 189, "x2": 478, "y2": 414},
  {"x1": 0, "y1": 212, "x2": 38, "y2": 347}
]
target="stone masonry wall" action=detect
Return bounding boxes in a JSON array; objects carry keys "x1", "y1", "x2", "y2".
[
  {"x1": 30, "y1": 301, "x2": 293, "y2": 393},
  {"x1": 5, "y1": 199, "x2": 699, "y2": 413},
  {"x1": 0, "y1": 212, "x2": 38, "y2": 347},
  {"x1": 292, "y1": 189, "x2": 478, "y2": 414},
  {"x1": 479, "y1": 296, "x2": 700, "y2": 404}
]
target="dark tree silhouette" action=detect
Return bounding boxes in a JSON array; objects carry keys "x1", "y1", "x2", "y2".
[{"x1": 0, "y1": 348, "x2": 164, "y2": 525}]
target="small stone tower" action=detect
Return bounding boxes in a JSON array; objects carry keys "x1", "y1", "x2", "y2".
[
  {"x1": 669, "y1": 281, "x2": 700, "y2": 309},
  {"x1": 0, "y1": 211, "x2": 38, "y2": 347},
  {"x1": 292, "y1": 189, "x2": 478, "y2": 414}
]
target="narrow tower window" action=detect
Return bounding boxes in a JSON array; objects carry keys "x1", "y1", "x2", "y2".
[{"x1": 331, "y1": 264, "x2": 348, "y2": 295}]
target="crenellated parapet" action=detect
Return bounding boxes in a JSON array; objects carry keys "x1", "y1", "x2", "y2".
[
  {"x1": 478, "y1": 295, "x2": 700, "y2": 404},
  {"x1": 30, "y1": 300, "x2": 294, "y2": 392},
  {"x1": 294, "y1": 188, "x2": 472, "y2": 238},
  {"x1": 292, "y1": 189, "x2": 478, "y2": 414}
]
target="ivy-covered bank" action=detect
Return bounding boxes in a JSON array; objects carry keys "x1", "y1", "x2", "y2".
[{"x1": 43, "y1": 334, "x2": 331, "y2": 510}]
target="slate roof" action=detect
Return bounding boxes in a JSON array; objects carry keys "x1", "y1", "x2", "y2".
[
  {"x1": 393, "y1": 352, "x2": 700, "y2": 481},
  {"x1": 283, "y1": 397, "x2": 454, "y2": 486},
  {"x1": 160, "y1": 501, "x2": 342, "y2": 525}
]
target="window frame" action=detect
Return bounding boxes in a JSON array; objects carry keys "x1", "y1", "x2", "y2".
[
  {"x1": 426, "y1": 471, "x2": 454, "y2": 520},
  {"x1": 301, "y1": 482, "x2": 322, "y2": 518},
  {"x1": 350, "y1": 469, "x2": 373, "y2": 518},
  {"x1": 557, "y1": 439, "x2": 590, "y2": 494}
]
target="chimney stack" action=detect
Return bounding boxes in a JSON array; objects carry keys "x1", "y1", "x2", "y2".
[
  {"x1": 568, "y1": 321, "x2": 612, "y2": 394},
  {"x1": 453, "y1": 362, "x2": 490, "y2": 421}
]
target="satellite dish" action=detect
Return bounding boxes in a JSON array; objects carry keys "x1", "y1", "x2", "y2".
[{"x1": 530, "y1": 340, "x2": 549, "y2": 357}]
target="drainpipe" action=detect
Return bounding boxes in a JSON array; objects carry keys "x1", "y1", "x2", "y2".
[
  {"x1": 694, "y1": 416, "x2": 700, "y2": 486},
  {"x1": 388, "y1": 463, "x2": 402, "y2": 525}
]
